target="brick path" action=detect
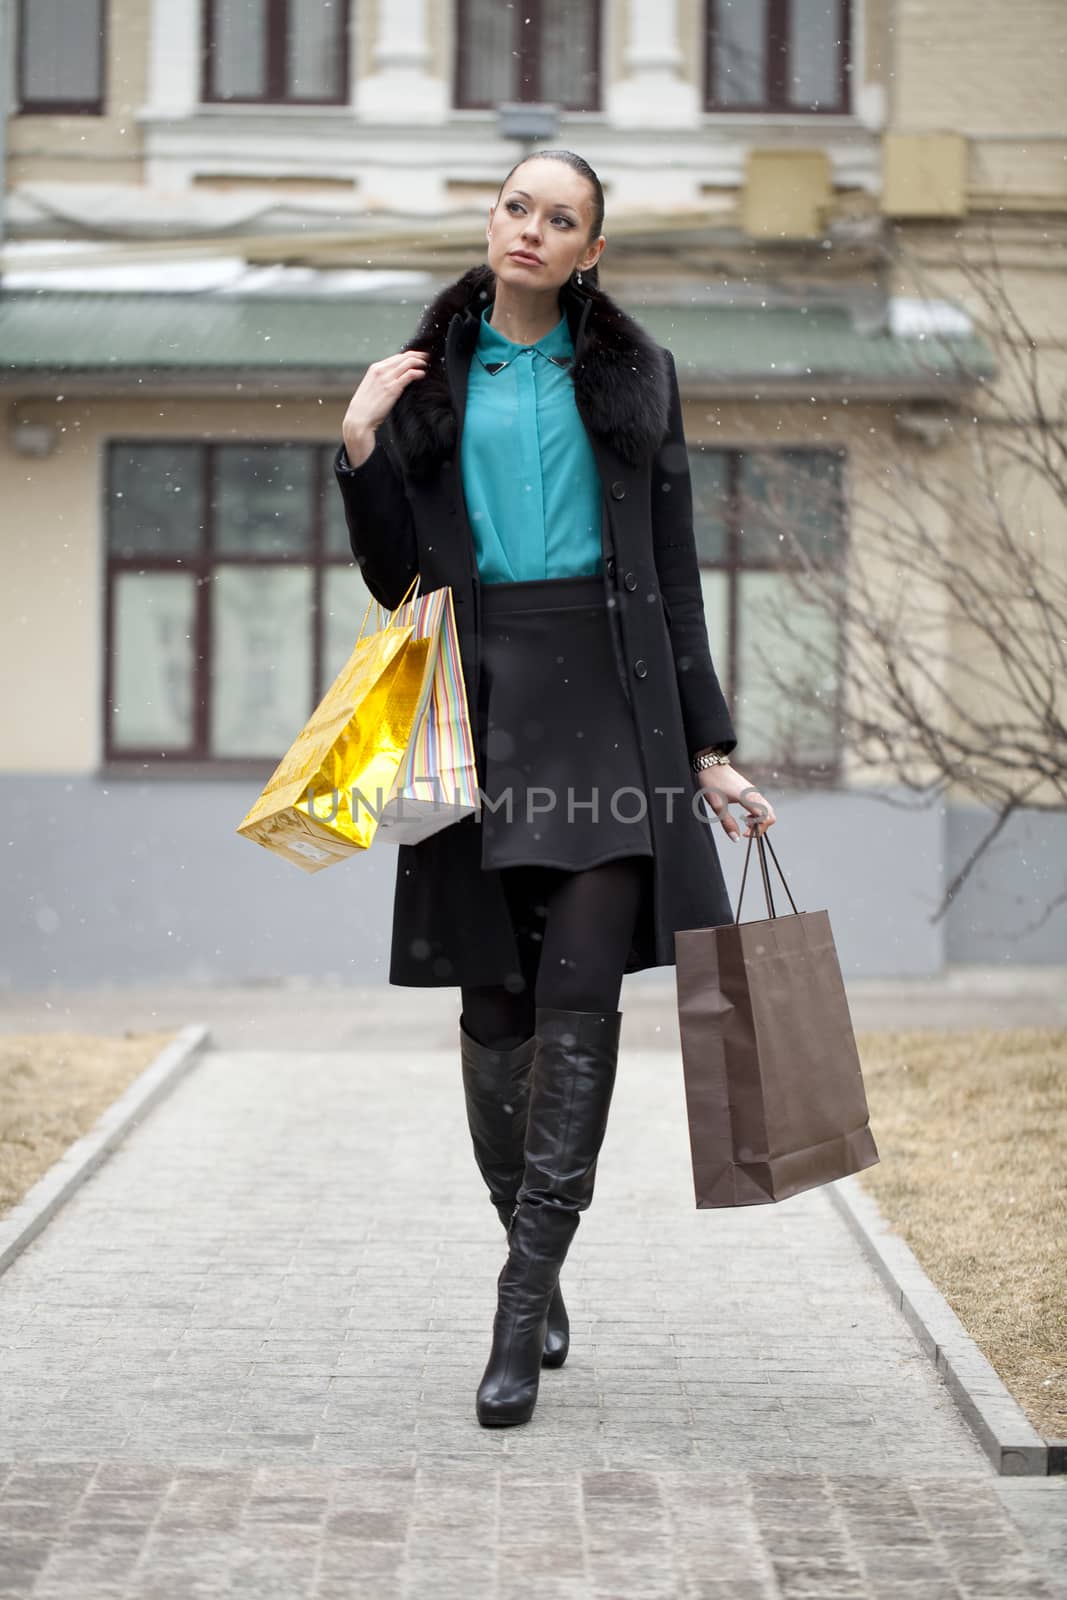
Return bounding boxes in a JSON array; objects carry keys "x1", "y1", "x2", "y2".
[{"x1": 1, "y1": 1039, "x2": 1064, "y2": 1598}]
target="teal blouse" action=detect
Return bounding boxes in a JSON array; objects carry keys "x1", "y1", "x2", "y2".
[{"x1": 460, "y1": 302, "x2": 603, "y2": 583}]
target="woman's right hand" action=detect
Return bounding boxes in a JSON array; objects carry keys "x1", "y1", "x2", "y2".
[{"x1": 342, "y1": 349, "x2": 430, "y2": 467}]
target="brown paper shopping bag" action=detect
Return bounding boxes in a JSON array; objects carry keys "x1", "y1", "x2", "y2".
[{"x1": 675, "y1": 829, "x2": 879, "y2": 1207}]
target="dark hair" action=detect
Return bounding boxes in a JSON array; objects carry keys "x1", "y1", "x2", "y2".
[{"x1": 495, "y1": 148, "x2": 604, "y2": 290}]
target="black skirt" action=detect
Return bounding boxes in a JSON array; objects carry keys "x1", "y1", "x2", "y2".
[{"x1": 474, "y1": 573, "x2": 654, "y2": 872}]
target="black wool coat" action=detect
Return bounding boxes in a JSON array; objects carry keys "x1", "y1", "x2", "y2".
[{"x1": 333, "y1": 263, "x2": 738, "y2": 987}]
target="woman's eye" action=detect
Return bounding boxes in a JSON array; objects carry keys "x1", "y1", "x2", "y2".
[{"x1": 505, "y1": 200, "x2": 573, "y2": 227}]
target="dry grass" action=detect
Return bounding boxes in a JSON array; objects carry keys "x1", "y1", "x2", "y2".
[
  {"x1": 854, "y1": 1026, "x2": 1067, "y2": 1441},
  {"x1": 0, "y1": 1031, "x2": 177, "y2": 1218}
]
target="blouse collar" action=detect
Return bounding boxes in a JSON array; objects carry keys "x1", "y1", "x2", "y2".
[{"x1": 475, "y1": 300, "x2": 574, "y2": 374}]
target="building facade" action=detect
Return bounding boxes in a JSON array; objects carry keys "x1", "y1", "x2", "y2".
[{"x1": 1, "y1": 0, "x2": 1064, "y2": 987}]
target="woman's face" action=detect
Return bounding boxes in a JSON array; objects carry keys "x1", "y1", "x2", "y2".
[{"x1": 486, "y1": 158, "x2": 604, "y2": 291}]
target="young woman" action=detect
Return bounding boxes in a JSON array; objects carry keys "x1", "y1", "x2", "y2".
[{"x1": 334, "y1": 149, "x2": 777, "y2": 1428}]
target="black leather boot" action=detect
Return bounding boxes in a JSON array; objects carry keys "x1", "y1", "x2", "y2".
[
  {"x1": 459, "y1": 1015, "x2": 570, "y2": 1367},
  {"x1": 475, "y1": 1005, "x2": 622, "y2": 1428}
]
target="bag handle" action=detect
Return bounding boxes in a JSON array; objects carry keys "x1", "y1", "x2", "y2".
[
  {"x1": 356, "y1": 573, "x2": 421, "y2": 647},
  {"x1": 735, "y1": 828, "x2": 800, "y2": 923}
]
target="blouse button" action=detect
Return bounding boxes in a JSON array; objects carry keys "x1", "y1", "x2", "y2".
[
  {"x1": 611, "y1": 481, "x2": 626, "y2": 500},
  {"x1": 624, "y1": 571, "x2": 637, "y2": 591},
  {"x1": 633, "y1": 659, "x2": 648, "y2": 679}
]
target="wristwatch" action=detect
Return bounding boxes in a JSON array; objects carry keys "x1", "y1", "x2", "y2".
[{"x1": 691, "y1": 747, "x2": 732, "y2": 772}]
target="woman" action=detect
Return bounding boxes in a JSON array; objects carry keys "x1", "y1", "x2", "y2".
[{"x1": 334, "y1": 149, "x2": 777, "y2": 1428}]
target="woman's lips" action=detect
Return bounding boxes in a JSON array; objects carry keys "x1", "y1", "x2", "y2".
[{"x1": 509, "y1": 252, "x2": 543, "y2": 265}]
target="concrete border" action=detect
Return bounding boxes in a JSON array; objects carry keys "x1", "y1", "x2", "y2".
[
  {"x1": 0, "y1": 1022, "x2": 210, "y2": 1277},
  {"x1": 828, "y1": 1171, "x2": 1064, "y2": 1476}
]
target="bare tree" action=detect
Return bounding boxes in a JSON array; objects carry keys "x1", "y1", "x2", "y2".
[{"x1": 739, "y1": 235, "x2": 1066, "y2": 928}]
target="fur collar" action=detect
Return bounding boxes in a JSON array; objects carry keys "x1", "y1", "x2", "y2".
[{"x1": 387, "y1": 263, "x2": 670, "y2": 481}]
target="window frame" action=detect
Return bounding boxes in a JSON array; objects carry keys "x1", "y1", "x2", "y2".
[
  {"x1": 102, "y1": 439, "x2": 360, "y2": 774},
  {"x1": 200, "y1": 0, "x2": 350, "y2": 109},
  {"x1": 453, "y1": 0, "x2": 602, "y2": 113},
  {"x1": 689, "y1": 443, "x2": 848, "y2": 787},
  {"x1": 703, "y1": 0, "x2": 852, "y2": 117},
  {"x1": 16, "y1": 0, "x2": 107, "y2": 115}
]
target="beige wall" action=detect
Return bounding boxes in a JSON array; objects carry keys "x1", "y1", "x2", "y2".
[
  {"x1": 0, "y1": 396, "x2": 350, "y2": 774},
  {"x1": 8, "y1": 0, "x2": 148, "y2": 186},
  {"x1": 893, "y1": 0, "x2": 1067, "y2": 134},
  {"x1": 891, "y1": 0, "x2": 1067, "y2": 206}
]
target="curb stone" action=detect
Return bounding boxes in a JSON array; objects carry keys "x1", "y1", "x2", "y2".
[
  {"x1": 0, "y1": 1022, "x2": 210, "y2": 1277},
  {"x1": 827, "y1": 1170, "x2": 1064, "y2": 1477}
]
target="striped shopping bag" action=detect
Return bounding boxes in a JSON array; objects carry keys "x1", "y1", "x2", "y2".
[{"x1": 375, "y1": 579, "x2": 481, "y2": 844}]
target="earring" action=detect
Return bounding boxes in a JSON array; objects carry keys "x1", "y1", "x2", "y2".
[{"x1": 576, "y1": 269, "x2": 583, "y2": 286}]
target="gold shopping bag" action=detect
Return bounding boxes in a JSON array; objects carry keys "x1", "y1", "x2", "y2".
[{"x1": 236, "y1": 576, "x2": 434, "y2": 872}]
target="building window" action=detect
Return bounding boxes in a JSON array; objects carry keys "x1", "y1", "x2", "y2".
[
  {"x1": 689, "y1": 446, "x2": 846, "y2": 779},
  {"x1": 17, "y1": 0, "x2": 105, "y2": 114},
  {"x1": 455, "y1": 0, "x2": 601, "y2": 111},
  {"x1": 104, "y1": 442, "x2": 364, "y2": 766},
  {"x1": 201, "y1": 0, "x2": 348, "y2": 106},
  {"x1": 704, "y1": 0, "x2": 850, "y2": 114}
]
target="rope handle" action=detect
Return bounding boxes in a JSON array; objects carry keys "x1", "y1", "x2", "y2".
[
  {"x1": 734, "y1": 828, "x2": 800, "y2": 923},
  {"x1": 355, "y1": 572, "x2": 422, "y2": 646}
]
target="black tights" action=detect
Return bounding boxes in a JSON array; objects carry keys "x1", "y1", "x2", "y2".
[{"x1": 460, "y1": 856, "x2": 648, "y2": 1051}]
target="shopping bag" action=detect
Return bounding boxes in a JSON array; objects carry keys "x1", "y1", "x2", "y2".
[
  {"x1": 236, "y1": 575, "x2": 434, "y2": 871},
  {"x1": 675, "y1": 829, "x2": 879, "y2": 1207},
  {"x1": 375, "y1": 581, "x2": 481, "y2": 844}
]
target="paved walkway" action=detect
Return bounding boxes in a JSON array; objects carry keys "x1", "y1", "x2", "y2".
[
  {"x1": 2, "y1": 1026, "x2": 1065, "y2": 1597},
  {"x1": 2, "y1": 964, "x2": 1065, "y2": 1051}
]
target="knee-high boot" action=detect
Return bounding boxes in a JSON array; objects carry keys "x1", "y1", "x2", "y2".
[
  {"x1": 475, "y1": 1005, "x2": 621, "y2": 1428},
  {"x1": 459, "y1": 1015, "x2": 570, "y2": 1367}
]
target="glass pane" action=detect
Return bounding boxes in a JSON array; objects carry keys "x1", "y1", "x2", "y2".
[
  {"x1": 787, "y1": 0, "x2": 843, "y2": 110},
  {"x1": 689, "y1": 448, "x2": 730, "y2": 563},
  {"x1": 214, "y1": 444, "x2": 312, "y2": 556},
  {"x1": 108, "y1": 445, "x2": 204, "y2": 557},
  {"x1": 322, "y1": 566, "x2": 371, "y2": 689},
  {"x1": 700, "y1": 569, "x2": 730, "y2": 672},
  {"x1": 111, "y1": 573, "x2": 197, "y2": 750},
  {"x1": 210, "y1": 0, "x2": 268, "y2": 99},
  {"x1": 540, "y1": 0, "x2": 598, "y2": 110},
  {"x1": 456, "y1": 0, "x2": 513, "y2": 105},
  {"x1": 287, "y1": 0, "x2": 343, "y2": 100},
  {"x1": 737, "y1": 571, "x2": 838, "y2": 766},
  {"x1": 22, "y1": 0, "x2": 102, "y2": 103},
  {"x1": 323, "y1": 449, "x2": 353, "y2": 558},
  {"x1": 211, "y1": 566, "x2": 313, "y2": 756},
  {"x1": 711, "y1": 0, "x2": 767, "y2": 106},
  {"x1": 739, "y1": 450, "x2": 845, "y2": 564}
]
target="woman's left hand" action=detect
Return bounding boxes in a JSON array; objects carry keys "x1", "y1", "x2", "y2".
[{"x1": 695, "y1": 765, "x2": 777, "y2": 843}]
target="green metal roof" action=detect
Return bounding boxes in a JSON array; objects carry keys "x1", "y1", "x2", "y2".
[{"x1": 0, "y1": 291, "x2": 995, "y2": 395}]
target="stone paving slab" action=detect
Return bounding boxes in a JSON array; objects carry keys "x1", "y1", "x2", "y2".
[
  {"x1": 0, "y1": 1463, "x2": 1059, "y2": 1599},
  {"x1": 0, "y1": 1044, "x2": 1064, "y2": 1598}
]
